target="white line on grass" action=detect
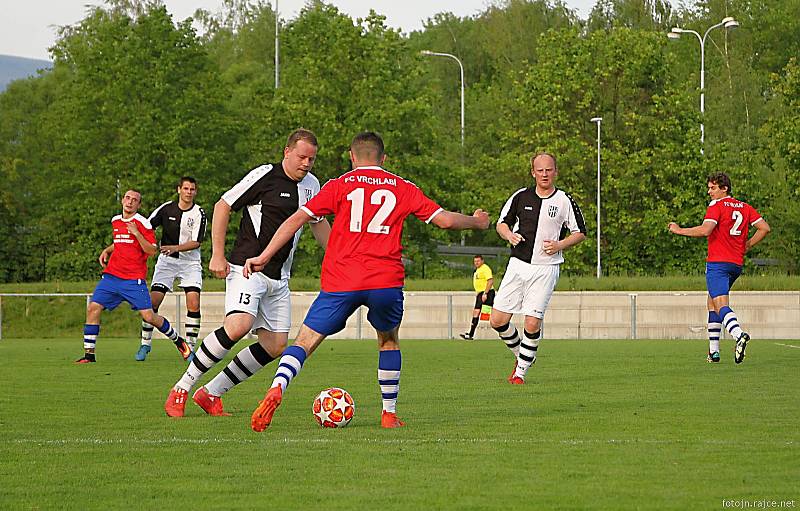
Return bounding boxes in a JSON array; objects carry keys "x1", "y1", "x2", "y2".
[
  {"x1": 774, "y1": 342, "x2": 800, "y2": 349},
  {"x1": 5, "y1": 437, "x2": 796, "y2": 447}
]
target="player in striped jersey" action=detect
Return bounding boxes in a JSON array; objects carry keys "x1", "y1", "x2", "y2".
[
  {"x1": 137, "y1": 176, "x2": 207, "y2": 361},
  {"x1": 669, "y1": 172, "x2": 770, "y2": 364},
  {"x1": 164, "y1": 129, "x2": 331, "y2": 418},
  {"x1": 490, "y1": 152, "x2": 586, "y2": 384}
]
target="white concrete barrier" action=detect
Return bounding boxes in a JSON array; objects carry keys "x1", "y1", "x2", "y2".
[{"x1": 151, "y1": 290, "x2": 800, "y2": 340}]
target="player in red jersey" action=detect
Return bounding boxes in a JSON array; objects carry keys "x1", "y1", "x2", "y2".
[
  {"x1": 244, "y1": 131, "x2": 490, "y2": 431},
  {"x1": 76, "y1": 189, "x2": 191, "y2": 363},
  {"x1": 669, "y1": 172, "x2": 770, "y2": 364}
]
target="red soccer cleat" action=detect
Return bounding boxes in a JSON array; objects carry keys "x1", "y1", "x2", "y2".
[
  {"x1": 75, "y1": 355, "x2": 96, "y2": 364},
  {"x1": 507, "y1": 361, "x2": 518, "y2": 382},
  {"x1": 251, "y1": 386, "x2": 283, "y2": 432},
  {"x1": 193, "y1": 386, "x2": 230, "y2": 417},
  {"x1": 165, "y1": 388, "x2": 188, "y2": 417},
  {"x1": 509, "y1": 376, "x2": 525, "y2": 385},
  {"x1": 381, "y1": 411, "x2": 406, "y2": 429}
]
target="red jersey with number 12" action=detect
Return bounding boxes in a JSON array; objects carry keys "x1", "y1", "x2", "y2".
[
  {"x1": 104, "y1": 213, "x2": 156, "y2": 280},
  {"x1": 301, "y1": 166, "x2": 443, "y2": 292},
  {"x1": 703, "y1": 196, "x2": 762, "y2": 265}
]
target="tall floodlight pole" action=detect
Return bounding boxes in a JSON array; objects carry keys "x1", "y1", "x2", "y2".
[
  {"x1": 421, "y1": 50, "x2": 465, "y2": 147},
  {"x1": 668, "y1": 17, "x2": 739, "y2": 154},
  {"x1": 274, "y1": 0, "x2": 279, "y2": 89},
  {"x1": 590, "y1": 117, "x2": 602, "y2": 278}
]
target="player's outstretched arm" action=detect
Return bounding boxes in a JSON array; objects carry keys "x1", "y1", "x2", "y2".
[
  {"x1": 746, "y1": 219, "x2": 771, "y2": 251},
  {"x1": 243, "y1": 209, "x2": 314, "y2": 278},
  {"x1": 310, "y1": 218, "x2": 332, "y2": 249},
  {"x1": 209, "y1": 199, "x2": 233, "y2": 278},
  {"x1": 431, "y1": 209, "x2": 490, "y2": 231},
  {"x1": 668, "y1": 221, "x2": 715, "y2": 238}
]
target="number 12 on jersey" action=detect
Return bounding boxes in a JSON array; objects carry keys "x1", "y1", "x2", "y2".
[{"x1": 346, "y1": 188, "x2": 397, "y2": 234}]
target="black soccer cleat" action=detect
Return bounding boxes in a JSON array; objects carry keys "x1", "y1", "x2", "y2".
[{"x1": 734, "y1": 332, "x2": 750, "y2": 364}]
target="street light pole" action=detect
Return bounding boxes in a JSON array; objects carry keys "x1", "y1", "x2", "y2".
[
  {"x1": 421, "y1": 50, "x2": 465, "y2": 147},
  {"x1": 668, "y1": 17, "x2": 739, "y2": 154},
  {"x1": 590, "y1": 117, "x2": 602, "y2": 279},
  {"x1": 274, "y1": 0, "x2": 279, "y2": 89}
]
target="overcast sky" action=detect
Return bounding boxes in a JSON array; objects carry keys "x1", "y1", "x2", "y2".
[{"x1": 1, "y1": 0, "x2": 596, "y2": 61}]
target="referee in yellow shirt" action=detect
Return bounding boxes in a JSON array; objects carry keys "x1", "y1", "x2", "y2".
[{"x1": 460, "y1": 255, "x2": 495, "y2": 340}]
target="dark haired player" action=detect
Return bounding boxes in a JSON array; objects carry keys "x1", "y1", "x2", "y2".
[
  {"x1": 669, "y1": 172, "x2": 770, "y2": 363},
  {"x1": 137, "y1": 176, "x2": 207, "y2": 361}
]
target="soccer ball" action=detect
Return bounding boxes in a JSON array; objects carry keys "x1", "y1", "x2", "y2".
[{"x1": 312, "y1": 387, "x2": 355, "y2": 428}]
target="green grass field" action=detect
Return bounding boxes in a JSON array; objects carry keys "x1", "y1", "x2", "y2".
[{"x1": 1, "y1": 337, "x2": 797, "y2": 510}]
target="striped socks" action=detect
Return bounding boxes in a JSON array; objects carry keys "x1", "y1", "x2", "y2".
[
  {"x1": 185, "y1": 311, "x2": 201, "y2": 350},
  {"x1": 378, "y1": 349, "x2": 402, "y2": 413},
  {"x1": 175, "y1": 327, "x2": 237, "y2": 392},
  {"x1": 205, "y1": 342, "x2": 276, "y2": 397},
  {"x1": 719, "y1": 306, "x2": 744, "y2": 340},
  {"x1": 271, "y1": 345, "x2": 307, "y2": 392},
  {"x1": 515, "y1": 330, "x2": 540, "y2": 379},
  {"x1": 708, "y1": 310, "x2": 722, "y2": 353},
  {"x1": 493, "y1": 322, "x2": 521, "y2": 356}
]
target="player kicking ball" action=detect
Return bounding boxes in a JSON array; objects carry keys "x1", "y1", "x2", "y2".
[
  {"x1": 669, "y1": 172, "x2": 770, "y2": 364},
  {"x1": 244, "y1": 132, "x2": 489, "y2": 431}
]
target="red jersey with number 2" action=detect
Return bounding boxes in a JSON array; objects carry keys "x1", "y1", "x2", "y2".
[
  {"x1": 703, "y1": 196, "x2": 762, "y2": 265},
  {"x1": 301, "y1": 166, "x2": 443, "y2": 292}
]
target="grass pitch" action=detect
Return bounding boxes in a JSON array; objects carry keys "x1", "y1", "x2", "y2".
[{"x1": 0, "y1": 337, "x2": 797, "y2": 510}]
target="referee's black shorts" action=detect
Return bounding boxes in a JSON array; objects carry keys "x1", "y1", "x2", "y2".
[{"x1": 473, "y1": 289, "x2": 495, "y2": 310}]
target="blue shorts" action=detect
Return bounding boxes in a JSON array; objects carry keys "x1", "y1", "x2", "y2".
[
  {"x1": 91, "y1": 273, "x2": 152, "y2": 311},
  {"x1": 706, "y1": 262, "x2": 742, "y2": 298},
  {"x1": 303, "y1": 288, "x2": 404, "y2": 336}
]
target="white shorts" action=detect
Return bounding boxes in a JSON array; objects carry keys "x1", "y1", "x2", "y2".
[
  {"x1": 151, "y1": 255, "x2": 203, "y2": 291},
  {"x1": 225, "y1": 264, "x2": 291, "y2": 333},
  {"x1": 493, "y1": 258, "x2": 560, "y2": 319}
]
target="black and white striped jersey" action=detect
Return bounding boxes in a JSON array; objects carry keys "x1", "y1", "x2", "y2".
[
  {"x1": 148, "y1": 201, "x2": 207, "y2": 262},
  {"x1": 498, "y1": 187, "x2": 586, "y2": 265},
  {"x1": 221, "y1": 162, "x2": 321, "y2": 280}
]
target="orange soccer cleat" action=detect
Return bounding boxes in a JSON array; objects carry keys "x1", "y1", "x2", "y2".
[
  {"x1": 509, "y1": 376, "x2": 525, "y2": 385},
  {"x1": 174, "y1": 337, "x2": 193, "y2": 361},
  {"x1": 251, "y1": 386, "x2": 283, "y2": 432},
  {"x1": 164, "y1": 388, "x2": 188, "y2": 417},
  {"x1": 381, "y1": 411, "x2": 406, "y2": 429},
  {"x1": 193, "y1": 386, "x2": 230, "y2": 417}
]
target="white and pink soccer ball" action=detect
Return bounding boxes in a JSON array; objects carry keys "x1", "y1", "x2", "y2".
[{"x1": 312, "y1": 387, "x2": 355, "y2": 428}]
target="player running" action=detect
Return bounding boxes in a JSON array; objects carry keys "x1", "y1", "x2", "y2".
[
  {"x1": 76, "y1": 189, "x2": 191, "y2": 363},
  {"x1": 490, "y1": 152, "x2": 586, "y2": 384},
  {"x1": 137, "y1": 176, "x2": 207, "y2": 361},
  {"x1": 244, "y1": 131, "x2": 490, "y2": 431},
  {"x1": 669, "y1": 172, "x2": 770, "y2": 364}
]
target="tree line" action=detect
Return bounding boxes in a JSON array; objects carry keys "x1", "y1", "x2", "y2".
[{"x1": 1, "y1": 0, "x2": 798, "y2": 282}]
